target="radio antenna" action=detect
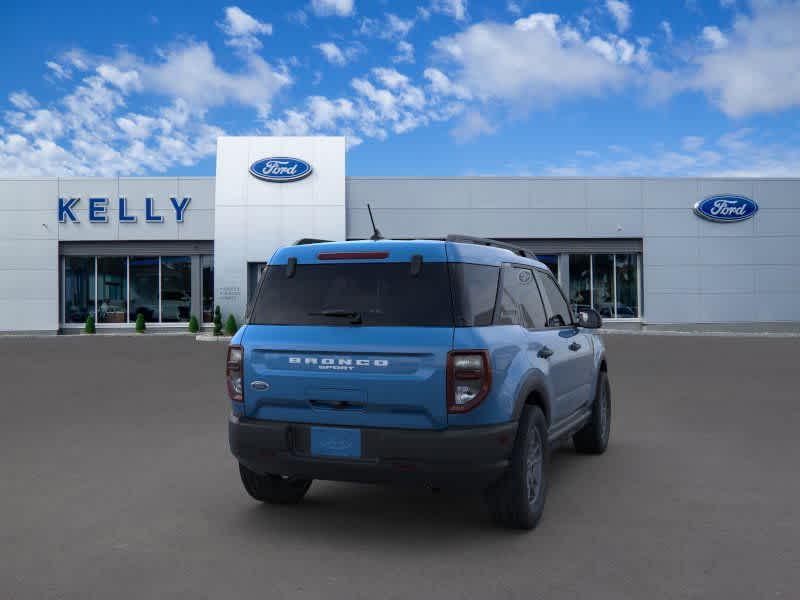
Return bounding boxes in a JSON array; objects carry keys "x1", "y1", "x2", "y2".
[{"x1": 367, "y1": 203, "x2": 383, "y2": 240}]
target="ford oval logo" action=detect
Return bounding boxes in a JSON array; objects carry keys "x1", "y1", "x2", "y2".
[
  {"x1": 693, "y1": 195, "x2": 758, "y2": 223},
  {"x1": 249, "y1": 157, "x2": 312, "y2": 183}
]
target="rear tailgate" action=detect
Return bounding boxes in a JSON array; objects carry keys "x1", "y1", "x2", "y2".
[
  {"x1": 243, "y1": 240, "x2": 454, "y2": 430},
  {"x1": 243, "y1": 326, "x2": 452, "y2": 429}
]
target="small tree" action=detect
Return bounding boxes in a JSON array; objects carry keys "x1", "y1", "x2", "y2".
[
  {"x1": 135, "y1": 313, "x2": 146, "y2": 333},
  {"x1": 225, "y1": 314, "x2": 238, "y2": 336},
  {"x1": 213, "y1": 306, "x2": 223, "y2": 336},
  {"x1": 84, "y1": 314, "x2": 95, "y2": 334},
  {"x1": 188, "y1": 315, "x2": 199, "y2": 333}
]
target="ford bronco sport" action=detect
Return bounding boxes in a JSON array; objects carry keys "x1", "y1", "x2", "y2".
[{"x1": 228, "y1": 236, "x2": 610, "y2": 529}]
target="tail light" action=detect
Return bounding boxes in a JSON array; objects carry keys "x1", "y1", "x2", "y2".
[
  {"x1": 226, "y1": 345, "x2": 244, "y2": 403},
  {"x1": 447, "y1": 350, "x2": 491, "y2": 413}
]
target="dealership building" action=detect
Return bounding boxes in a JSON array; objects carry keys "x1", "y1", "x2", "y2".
[{"x1": 1, "y1": 135, "x2": 798, "y2": 334}]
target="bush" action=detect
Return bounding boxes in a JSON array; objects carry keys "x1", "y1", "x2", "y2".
[
  {"x1": 213, "y1": 306, "x2": 223, "y2": 336},
  {"x1": 135, "y1": 313, "x2": 146, "y2": 333},
  {"x1": 84, "y1": 315, "x2": 95, "y2": 334},
  {"x1": 225, "y1": 314, "x2": 238, "y2": 336},
  {"x1": 188, "y1": 315, "x2": 199, "y2": 333}
]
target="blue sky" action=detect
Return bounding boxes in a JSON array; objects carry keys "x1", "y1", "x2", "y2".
[{"x1": 1, "y1": 0, "x2": 798, "y2": 177}]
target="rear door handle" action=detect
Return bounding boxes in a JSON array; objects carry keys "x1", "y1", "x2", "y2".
[
  {"x1": 568, "y1": 342, "x2": 582, "y2": 352},
  {"x1": 537, "y1": 346, "x2": 554, "y2": 359}
]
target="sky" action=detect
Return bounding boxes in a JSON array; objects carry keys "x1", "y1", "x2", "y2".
[{"x1": 1, "y1": 0, "x2": 799, "y2": 177}]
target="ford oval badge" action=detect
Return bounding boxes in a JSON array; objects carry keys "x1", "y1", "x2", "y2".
[
  {"x1": 693, "y1": 195, "x2": 758, "y2": 223},
  {"x1": 249, "y1": 157, "x2": 312, "y2": 183}
]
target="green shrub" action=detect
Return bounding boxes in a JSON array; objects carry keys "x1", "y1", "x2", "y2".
[
  {"x1": 84, "y1": 315, "x2": 95, "y2": 334},
  {"x1": 135, "y1": 313, "x2": 146, "y2": 333},
  {"x1": 188, "y1": 315, "x2": 199, "y2": 333},
  {"x1": 213, "y1": 306, "x2": 222, "y2": 336},
  {"x1": 225, "y1": 314, "x2": 238, "y2": 336}
]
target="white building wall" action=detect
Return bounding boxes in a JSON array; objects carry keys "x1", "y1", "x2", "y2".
[
  {"x1": 0, "y1": 176, "x2": 214, "y2": 333},
  {"x1": 213, "y1": 136, "x2": 346, "y2": 322},
  {"x1": 346, "y1": 177, "x2": 800, "y2": 325},
  {"x1": 0, "y1": 179, "x2": 59, "y2": 332}
]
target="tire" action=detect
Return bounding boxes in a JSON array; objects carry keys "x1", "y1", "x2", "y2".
[
  {"x1": 486, "y1": 405, "x2": 548, "y2": 530},
  {"x1": 238, "y1": 464, "x2": 312, "y2": 504},
  {"x1": 573, "y1": 371, "x2": 611, "y2": 454}
]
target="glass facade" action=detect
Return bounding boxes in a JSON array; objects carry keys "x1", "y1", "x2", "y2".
[
  {"x1": 161, "y1": 256, "x2": 191, "y2": 323},
  {"x1": 64, "y1": 256, "x2": 95, "y2": 324},
  {"x1": 201, "y1": 255, "x2": 214, "y2": 323},
  {"x1": 61, "y1": 255, "x2": 213, "y2": 326},
  {"x1": 97, "y1": 257, "x2": 127, "y2": 323},
  {"x1": 129, "y1": 256, "x2": 159, "y2": 322},
  {"x1": 566, "y1": 253, "x2": 641, "y2": 319}
]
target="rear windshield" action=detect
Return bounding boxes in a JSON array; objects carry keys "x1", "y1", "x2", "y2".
[{"x1": 249, "y1": 262, "x2": 454, "y2": 327}]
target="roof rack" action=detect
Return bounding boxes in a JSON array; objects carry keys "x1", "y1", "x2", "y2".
[
  {"x1": 293, "y1": 238, "x2": 332, "y2": 245},
  {"x1": 445, "y1": 234, "x2": 538, "y2": 260}
]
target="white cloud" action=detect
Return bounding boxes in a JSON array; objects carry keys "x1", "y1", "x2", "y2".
[
  {"x1": 386, "y1": 14, "x2": 414, "y2": 38},
  {"x1": 393, "y1": 41, "x2": 415, "y2": 64},
  {"x1": 266, "y1": 66, "x2": 463, "y2": 145},
  {"x1": 507, "y1": 1, "x2": 522, "y2": 16},
  {"x1": 9, "y1": 91, "x2": 38, "y2": 111},
  {"x1": 359, "y1": 13, "x2": 415, "y2": 41},
  {"x1": 451, "y1": 110, "x2": 496, "y2": 142},
  {"x1": 423, "y1": 67, "x2": 472, "y2": 100},
  {"x1": 546, "y1": 128, "x2": 800, "y2": 177},
  {"x1": 430, "y1": 0, "x2": 468, "y2": 21},
  {"x1": 310, "y1": 0, "x2": 354, "y2": 17},
  {"x1": 606, "y1": 0, "x2": 632, "y2": 33},
  {"x1": 720, "y1": 0, "x2": 736, "y2": 7},
  {"x1": 218, "y1": 6, "x2": 273, "y2": 51},
  {"x1": 701, "y1": 25, "x2": 728, "y2": 49},
  {"x1": 681, "y1": 135, "x2": 704, "y2": 152},
  {"x1": 690, "y1": 1, "x2": 800, "y2": 116},
  {"x1": 139, "y1": 42, "x2": 290, "y2": 116},
  {"x1": 432, "y1": 13, "x2": 638, "y2": 107},
  {"x1": 45, "y1": 61, "x2": 71, "y2": 80},
  {"x1": 314, "y1": 42, "x2": 363, "y2": 66},
  {"x1": 0, "y1": 36, "x2": 289, "y2": 175},
  {"x1": 660, "y1": 20, "x2": 673, "y2": 43}
]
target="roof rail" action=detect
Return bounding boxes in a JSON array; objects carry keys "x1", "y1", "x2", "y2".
[
  {"x1": 445, "y1": 234, "x2": 538, "y2": 260},
  {"x1": 293, "y1": 238, "x2": 332, "y2": 246}
]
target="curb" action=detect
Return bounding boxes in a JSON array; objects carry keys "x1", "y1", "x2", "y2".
[
  {"x1": 195, "y1": 335, "x2": 233, "y2": 342},
  {"x1": 599, "y1": 329, "x2": 800, "y2": 338}
]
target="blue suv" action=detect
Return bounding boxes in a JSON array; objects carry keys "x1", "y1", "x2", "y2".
[{"x1": 228, "y1": 236, "x2": 610, "y2": 529}]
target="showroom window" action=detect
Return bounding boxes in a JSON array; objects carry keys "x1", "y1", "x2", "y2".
[
  {"x1": 568, "y1": 253, "x2": 640, "y2": 319},
  {"x1": 61, "y1": 255, "x2": 214, "y2": 326},
  {"x1": 97, "y1": 257, "x2": 127, "y2": 324},
  {"x1": 64, "y1": 256, "x2": 95, "y2": 324},
  {"x1": 129, "y1": 256, "x2": 159, "y2": 322},
  {"x1": 161, "y1": 256, "x2": 191, "y2": 323},
  {"x1": 201, "y1": 255, "x2": 214, "y2": 323}
]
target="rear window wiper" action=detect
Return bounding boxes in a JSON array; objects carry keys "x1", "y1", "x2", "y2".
[{"x1": 308, "y1": 309, "x2": 363, "y2": 324}]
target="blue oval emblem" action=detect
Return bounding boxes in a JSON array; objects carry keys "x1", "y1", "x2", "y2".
[
  {"x1": 693, "y1": 195, "x2": 758, "y2": 223},
  {"x1": 249, "y1": 157, "x2": 312, "y2": 183}
]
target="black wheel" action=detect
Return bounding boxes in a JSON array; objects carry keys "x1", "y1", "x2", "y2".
[
  {"x1": 573, "y1": 371, "x2": 611, "y2": 454},
  {"x1": 238, "y1": 463, "x2": 312, "y2": 504},
  {"x1": 486, "y1": 405, "x2": 548, "y2": 530}
]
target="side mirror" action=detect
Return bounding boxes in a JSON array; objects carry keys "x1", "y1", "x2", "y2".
[{"x1": 576, "y1": 307, "x2": 602, "y2": 329}]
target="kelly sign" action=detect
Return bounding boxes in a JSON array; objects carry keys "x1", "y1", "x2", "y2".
[{"x1": 58, "y1": 197, "x2": 191, "y2": 223}]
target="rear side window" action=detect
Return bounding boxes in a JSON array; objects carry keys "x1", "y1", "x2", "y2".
[
  {"x1": 449, "y1": 263, "x2": 500, "y2": 326},
  {"x1": 249, "y1": 262, "x2": 453, "y2": 327},
  {"x1": 495, "y1": 266, "x2": 547, "y2": 329},
  {"x1": 537, "y1": 272, "x2": 573, "y2": 327}
]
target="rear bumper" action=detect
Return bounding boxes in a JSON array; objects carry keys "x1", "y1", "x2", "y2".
[{"x1": 229, "y1": 415, "x2": 517, "y2": 487}]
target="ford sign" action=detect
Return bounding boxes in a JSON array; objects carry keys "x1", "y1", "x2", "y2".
[
  {"x1": 249, "y1": 157, "x2": 312, "y2": 183},
  {"x1": 693, "y1": 195, "x2": 758, "y2": 223}
]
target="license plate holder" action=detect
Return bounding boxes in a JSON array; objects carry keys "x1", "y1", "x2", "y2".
[{"x1": 310, "y1": 426, "x2": 362, "y2": 459}]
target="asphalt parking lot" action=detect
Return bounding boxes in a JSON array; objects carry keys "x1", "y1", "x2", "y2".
[{"x1": 1, "y1": 333, "x2": 799, "y2": 599}]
